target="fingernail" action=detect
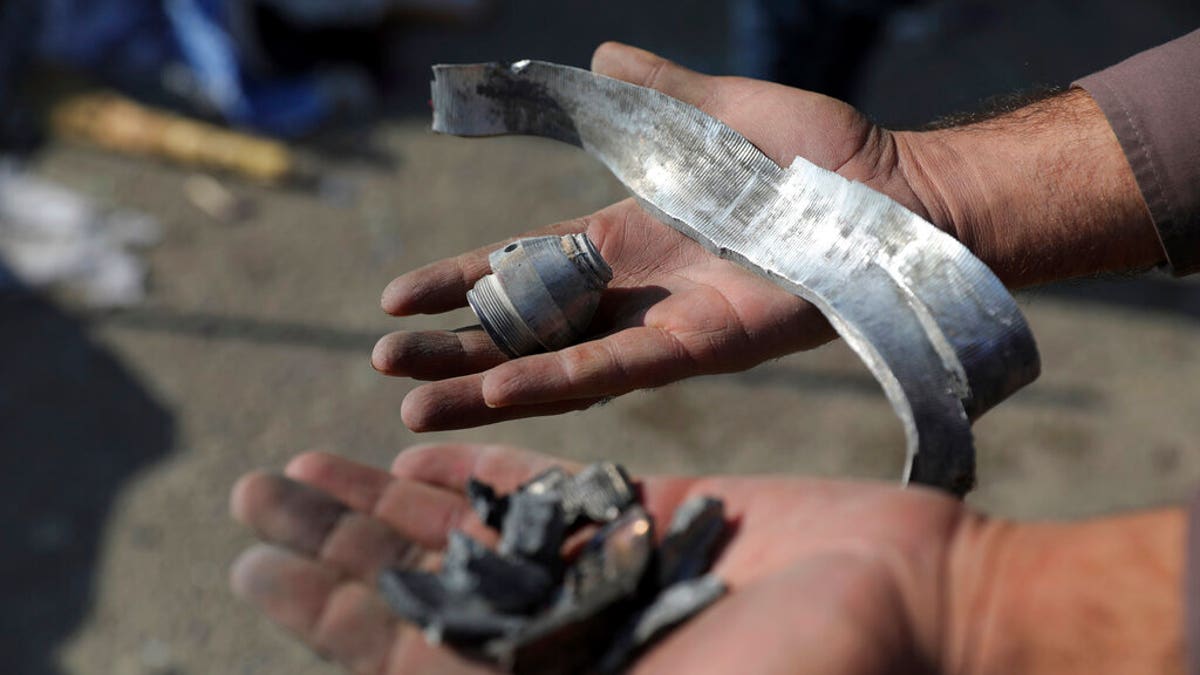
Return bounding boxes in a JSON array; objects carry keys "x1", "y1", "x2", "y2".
[
  {"x1": 371, "y1": 335, "x2": 391, "y2": 372},
  {"x1": 229, "y1": 544, "x2": 284, "y2": 601}
]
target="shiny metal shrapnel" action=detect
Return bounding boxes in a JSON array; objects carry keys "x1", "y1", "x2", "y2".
[{"x1": 467, "y1": 233, "x2": 613, "y2": 358}]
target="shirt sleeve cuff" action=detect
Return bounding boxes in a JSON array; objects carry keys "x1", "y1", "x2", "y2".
[{"x1": 1074, "y1": 29, "x2": 1200, "y2": 276}]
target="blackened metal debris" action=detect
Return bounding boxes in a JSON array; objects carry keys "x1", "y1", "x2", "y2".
[
  {"x1": 656, "y1": 496, "x2": 726, "y2": 587},
  {"x1": 563, "y1": 506, "x2": 655, "y2": 602},
  {"x1": 377, "y1": 552, "x2": 528, "y2": 646},
  {"x1": 492, "y1": 507, "x2": 656, "y2": 674},
  {"x1": 565, "y1": 462, "x2": 636, "y2": 524},
  {"x1": 428, "y1": 603, "x2": 527, "y2": 647},
  {"x1": 513, "y1": 462, "x2": 635, "y2": 528},
  {"x1": 518, "y1": 466, "x2": 571, "y2": 497},
  {"x1": 378, "y1": 569, "x2": 449, "y2": 627},
  {"x1": 377, "y1": 463, "x2": 728, "y2": 673},
  {"x1": 466, "y1": 477, "x2": 508, "y2": 530},
  {"x1": 499, "y1": 490, "x2": 567, "y2": 567},
  {"x1": 630, "y1": 574, "x2": 726, "y2": 645},
  {"x1": 442, "y1": 531, "x2": 555, "y2": 614},
  {"x1": 598, "y1": 574, "x2": 728, "y2": 672}
]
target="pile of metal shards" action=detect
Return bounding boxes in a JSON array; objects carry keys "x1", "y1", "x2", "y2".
[{"x1": 379, "y1": 462, "x2": 728, "y2": 673}]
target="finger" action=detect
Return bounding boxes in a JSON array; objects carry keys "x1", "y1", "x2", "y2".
[
  {"x1": 401, "y1": 374, "x2": 605, "y2": 432},
  {"x1": 286, "y1": 451, "x2": 495, "y2": 548},
  {"x1": 480, "y1": 327, "x2": 694, "y2": 408},
  {"x1": 231, "y1": 472, "x2": 431, "y2": 580},
  {"x1": 391, "y1": 443, "x2": 583, "y2": 494},
  {"x1": 371, "y1": 327, "x2": 508, "y2": 380},
  {"x1": 381, "y1": 219, "x2": 588, "y2": 317},
  {"x1": 231, "y1": 471, "x2": 346, "y2": 556},
  {"x1": 231, "y1": 544, "x2": 416, "y2": 675},
  {"x1": 285, "y1": 451, "x2": 393, "y2": 513},
  {"x1": 591, "y1": 42, "x2": 716, "y2": 112}
]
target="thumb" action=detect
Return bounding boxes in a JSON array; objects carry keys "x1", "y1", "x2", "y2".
[{"x1": 590, "y1": 42, "x2": 715, "y2": 110}]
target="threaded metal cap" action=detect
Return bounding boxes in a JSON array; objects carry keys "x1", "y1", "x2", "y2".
[{"x1": 467, "y1": 234, "x2": 612, "y2": 357}]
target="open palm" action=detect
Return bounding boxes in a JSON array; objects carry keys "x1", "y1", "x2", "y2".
[
  {"x1": 372, "y1": 43, "x2": 941, "y2": 431},
  {"x1": 231, "y1": 444, "x2": 964, "y2": 674}
]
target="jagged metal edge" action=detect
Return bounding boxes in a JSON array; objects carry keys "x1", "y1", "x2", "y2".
[{"x1": 429, "y1": 60, "x2": 1040, "y2": 495}]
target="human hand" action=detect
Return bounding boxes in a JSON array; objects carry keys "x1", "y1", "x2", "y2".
[
  {"x1": 373, "y1": 42, "x2": 946, "y2": 431},
  {"x1": 229, "y1": 443, "x2": 970, "y2": 674}
]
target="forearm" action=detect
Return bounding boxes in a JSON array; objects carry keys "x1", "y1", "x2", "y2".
[
  {"x1": 943, "y1": 508, "x2": 1185, "y2": 675},
  {"x1": 895, "y1": 88, "x2": 1164, "y2": 288}
]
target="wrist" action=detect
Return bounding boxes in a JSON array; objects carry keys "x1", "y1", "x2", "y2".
[
  {"x1": 894, "y1": 88, "x2": 1164, "y2": 288},
  {"x1": 891, "y1": 128, "x2": 976, "y2": 245},
  {"x1": 943, "y1": 509, "x2": 1186, "y2": 675}
]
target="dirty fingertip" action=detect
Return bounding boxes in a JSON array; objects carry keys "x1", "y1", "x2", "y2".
[
  {"x1": 229, "y1": 544, "x2": 284, "y2": 601},
  {"x1": 400, "y1": 389, "x2": 438, "y2": 432},
  {"x1": 371, "y1": 334, "x2": 396, "y2": 373},
  {"x1": 390, "y1": 442, "x2": 441, "y2": 473},
  {"x1": 229, "y1": 470, "x2": 271, "y2": 523},
  {"x1": 382, "y1": 271, "x2": 434, "y2": 316},
  {"x1": 380, "y1": 278, "x2": 407, "y2": 315},
  {"x1": 283, "y1": 451, "x2": 337, "y2": 482}
]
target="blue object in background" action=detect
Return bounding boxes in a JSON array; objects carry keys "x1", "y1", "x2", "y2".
[{"x1": 19, "y1": 0, "x2": 375, "y2": 137}]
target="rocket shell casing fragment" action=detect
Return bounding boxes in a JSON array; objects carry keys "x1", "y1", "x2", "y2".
[{"x1": 468, "y1": 233, "x2": 613, "y2": 357}]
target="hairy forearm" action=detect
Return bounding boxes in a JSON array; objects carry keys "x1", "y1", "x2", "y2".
[
  {"x1": 895, "y1": 88, "x2": 1164, "y2": 287},
  {"x1": 943, "y1": 508, "x2": 1185, "y2": 675}
]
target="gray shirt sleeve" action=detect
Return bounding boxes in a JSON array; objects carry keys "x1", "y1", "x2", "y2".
[{"x1": 1075, "y1": 29, "x2": 1200, "y2": 276}]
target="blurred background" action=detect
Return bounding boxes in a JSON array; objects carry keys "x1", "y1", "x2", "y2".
[{"x1": 2, "y1": 0, "x2": 1198, "y2": 672}]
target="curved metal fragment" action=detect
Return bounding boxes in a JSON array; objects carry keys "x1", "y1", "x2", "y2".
[{"x1": 430, "y1": 60, "x2": 1040, "y2": 495}]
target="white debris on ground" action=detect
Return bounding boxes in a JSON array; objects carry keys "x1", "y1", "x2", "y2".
[{"x1": 0, "y1": 161, "x2": 160, "y2": 307}]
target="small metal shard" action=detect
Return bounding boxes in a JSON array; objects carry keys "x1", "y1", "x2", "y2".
[
  {"x1": 442, "y1": 531, "x2": 556, "y2": 614},
  {"x1": 489, "y1": 506, "x2": 656, "y2": 674},
  {"x1": 631, "y1": 574, "x2": 726, "y2": 645},
  {"x1": 657, "y1": 496, "x2": 726, "y2": 587},
  {"x1": 378, "y1": 569, "x2": 451, "y2": 628},
  {"x1": 598, "y1": 574, "x2": 728, "y2": 672},
  {"x1": 499, "y1": 490, "x2": 567, "y2": 566},
  {"x1": 564, "y1": 506, "x2": 655, "y2": 601},
  {"x1": 466, "y1": 477, "x2": 509, "y2": 530},
  {"x1": 516, "y1": 462, "x2": 635, "y2": 527},
  {"x1": 425, "y1": 606, "x2": 527, "y2": 647},
  {"x1": 379, "y1": 563, "x2": 528, "y2": 647},
  {"x1": 564, "y1": 462, "x2": 636, "y2": 524},
  {"x1": 490, "y1": 598, "x2": 631, "y2": 675},
  {"x1": 518, "y1": 467, "x2": 571, "y2": 498}
]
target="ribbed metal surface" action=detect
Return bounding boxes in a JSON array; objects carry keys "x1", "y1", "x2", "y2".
[{"x1": 467, "y1": 273, "x2": 543, "y2": 357}]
